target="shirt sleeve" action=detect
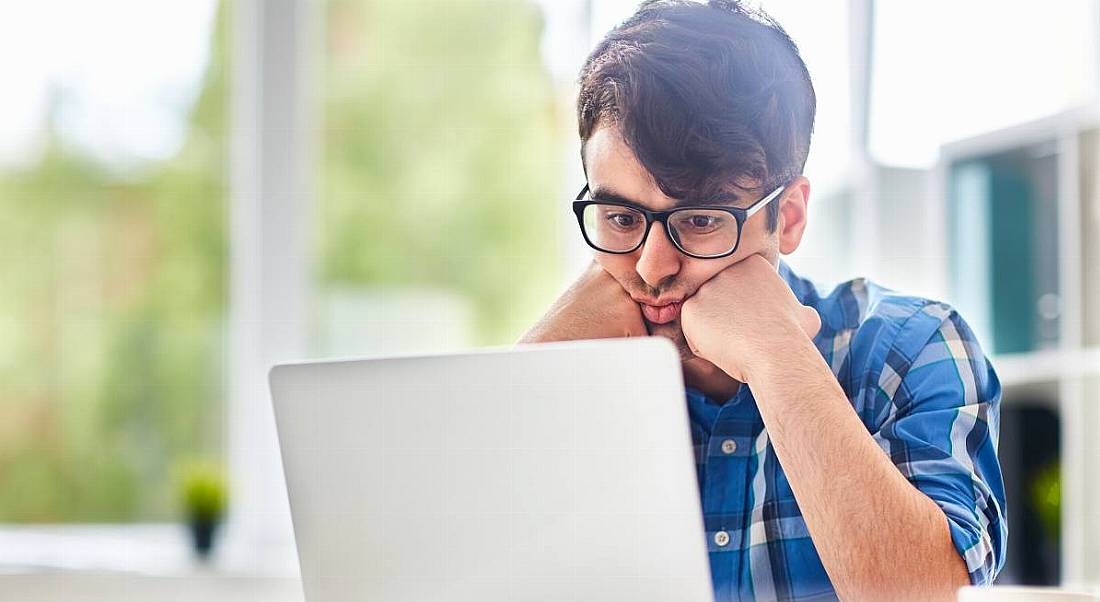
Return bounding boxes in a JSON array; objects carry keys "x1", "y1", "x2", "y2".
[{"x1": 869, "y1": 303, "x2": 1008, "y2": 585}]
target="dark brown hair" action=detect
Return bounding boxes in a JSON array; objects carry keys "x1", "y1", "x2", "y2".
[{"x1": 577, "y1": 0, "x2": 816, "y2": 231}]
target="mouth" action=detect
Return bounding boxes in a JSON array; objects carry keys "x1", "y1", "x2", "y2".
[{"x1": 638, "y1": 300, "x2": 683, "y2": 324}]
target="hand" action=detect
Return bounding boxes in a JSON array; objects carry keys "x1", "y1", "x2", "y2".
[
  {"x1": 517, "y1": 260, "x2": 648, "y2": 344},
  {"x1": 680, "y1": 254, "x2": 820, "y2": 382}
]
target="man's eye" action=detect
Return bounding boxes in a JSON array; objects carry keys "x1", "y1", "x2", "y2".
[
  {"x1": 677, "y1": 215, "x2": 723, "y2": 230},
  {"x1": 607, "y1": 213, "x2": 640, "y2": 228}
]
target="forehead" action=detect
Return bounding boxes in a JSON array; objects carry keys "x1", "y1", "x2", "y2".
[
  {"x1": 581, "y1": 126, "x2": 751, "y2": 208},
  {"x1": 582, "y1": 126, "x2": 657, "y2": 193}
]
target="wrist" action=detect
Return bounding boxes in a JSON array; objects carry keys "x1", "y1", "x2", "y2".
[{"x1": 741, "y1": 325, "x2": 820, "y2": 384}]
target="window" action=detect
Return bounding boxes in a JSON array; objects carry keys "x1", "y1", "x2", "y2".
[{"x1": 0, "y1": 0, "x2": 227, "y2": 521}]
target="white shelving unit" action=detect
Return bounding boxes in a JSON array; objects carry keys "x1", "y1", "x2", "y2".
[{"x1": 933, "y1": 103, "x2": 1100, "y2": 587}]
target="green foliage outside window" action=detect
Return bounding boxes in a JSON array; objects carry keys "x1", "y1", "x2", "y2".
[
  {"x1": 320, "y1": 0, "x2": 563, "y2": 343},
  {"x1": 0, "y1": 0, "x2": 561, "y2": 521}
]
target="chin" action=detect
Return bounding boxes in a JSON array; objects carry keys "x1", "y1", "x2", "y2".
[{"x1": 646, "y1": 320, "x2": 696, "y2": 362}]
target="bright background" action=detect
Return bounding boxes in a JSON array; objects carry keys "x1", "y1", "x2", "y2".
[{"x1": 1, "y1": 0, "x2": 1098, "y2": 598}]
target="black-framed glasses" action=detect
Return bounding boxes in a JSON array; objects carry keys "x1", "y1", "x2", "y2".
[{"x1": 571, "y1": 182, "x2": 786, "y2": 259}]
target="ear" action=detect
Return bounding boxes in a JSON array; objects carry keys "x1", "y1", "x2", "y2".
[{"x1": 776, "y1": 176, "x2": 810, "y2": 255}]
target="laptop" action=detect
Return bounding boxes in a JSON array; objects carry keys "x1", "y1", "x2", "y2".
[{"x1": 269, "y1": 336, "x2": 715, "y2": 602}]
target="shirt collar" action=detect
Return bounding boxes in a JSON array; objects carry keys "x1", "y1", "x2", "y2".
[
  {"x1": 777, "y1": 257, "x2": 843, "y2": 346},
  {"x1": 777, "y1": 257, "x2": 810, "y2": 306}
]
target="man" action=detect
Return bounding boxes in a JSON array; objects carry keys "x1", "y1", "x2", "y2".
[{"x1": 519, "y1": 1, "x2": 1007, "y2": 600}]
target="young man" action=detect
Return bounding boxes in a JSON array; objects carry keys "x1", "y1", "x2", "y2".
[{"x1": 519, "y1": 1, "x2": 1007, "y2": 600}]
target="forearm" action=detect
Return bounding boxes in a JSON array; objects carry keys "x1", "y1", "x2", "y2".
[{"x1": 740, "y1": 333, "x2": 969, "y2": 601}]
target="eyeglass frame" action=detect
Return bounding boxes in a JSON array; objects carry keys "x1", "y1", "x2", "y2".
[{"x1": 571, "y1": 182, "x2": 787, "y2": 259}]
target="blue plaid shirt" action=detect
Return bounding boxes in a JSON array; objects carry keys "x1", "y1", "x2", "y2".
[{"x1": 686, "y1": 260, "x2": 1008, "y2": 601}]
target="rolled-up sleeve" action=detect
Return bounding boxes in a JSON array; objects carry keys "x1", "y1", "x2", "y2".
[{"x1": 869, "y1": 304, "x2": 1008, "y2": 585}]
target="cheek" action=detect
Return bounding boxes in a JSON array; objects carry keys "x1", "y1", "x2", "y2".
[
  {"x1": 736, "y1": 215, "x2": 778, "y2": 255},
  {"x1": 594, "y1": 253, "x2": 638, "y2": 285}
]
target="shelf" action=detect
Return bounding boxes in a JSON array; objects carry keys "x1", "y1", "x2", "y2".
[
  {"x1": 1081, "y1": 127, "x2": 1100, "y2": 347},
  {"x1": 937, "y1": 103, "x2": 1100, "y2": 586},
  {"x1": 993, "y1": 347, "x2": 1100, "y2": 388}
]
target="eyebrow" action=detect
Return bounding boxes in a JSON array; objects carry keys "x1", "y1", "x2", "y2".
[{"x1": 587, "y1": 184, "x2": 745, "y2": 209}]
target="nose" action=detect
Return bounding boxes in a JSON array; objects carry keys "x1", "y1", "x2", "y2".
[{"x1": 634, "y1": 220, "x2": 682, "y2": 289}]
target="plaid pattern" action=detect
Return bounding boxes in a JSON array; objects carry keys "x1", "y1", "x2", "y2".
[{"x1": 685, "y1": 260, "x2": 1008, "y2": 601}]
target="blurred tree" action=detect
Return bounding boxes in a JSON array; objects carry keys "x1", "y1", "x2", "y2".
[
  {"x1": 320, "y1": 0, "x2": 562, "y2": 343},
  {"x1": 0, "y1": 0, "x2": 561, "y2": 521},
  {"x1": 0, "y1": 1, "x2": 229, "y2": 521}
]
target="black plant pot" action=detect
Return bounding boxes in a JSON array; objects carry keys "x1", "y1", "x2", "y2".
[{"x1": 189, "y1": 518, "x2": 221, "y2": 560}]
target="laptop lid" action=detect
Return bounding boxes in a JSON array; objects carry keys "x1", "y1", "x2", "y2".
[{"x1": 270, "y1": 336, "x2": 715, "y2": 602}]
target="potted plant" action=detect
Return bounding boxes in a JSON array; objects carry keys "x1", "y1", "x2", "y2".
[{"x1": 177, "y1": 459, "x2": 228, "y2": 560}]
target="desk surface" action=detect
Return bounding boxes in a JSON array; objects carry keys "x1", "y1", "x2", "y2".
[{"x1": 0, "y1": 573, "x2": 304, "y2": 602}]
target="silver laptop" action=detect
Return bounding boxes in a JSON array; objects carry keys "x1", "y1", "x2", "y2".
[{"x1": 269, "y1": 337, "x2": 715, "y2": 602}]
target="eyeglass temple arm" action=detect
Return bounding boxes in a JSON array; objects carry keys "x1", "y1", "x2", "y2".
[{"x1": 743, "y1": 184, "x2": 786, "y2": 218}]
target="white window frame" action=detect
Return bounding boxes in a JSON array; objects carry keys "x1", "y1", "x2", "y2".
[{"x1": 222, "y1": 0, "x2": 315, "y2": 573}]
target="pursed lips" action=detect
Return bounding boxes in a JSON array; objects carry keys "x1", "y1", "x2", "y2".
[{"x1": 634, "y1": 297, "x2": 684, "y2": 324}]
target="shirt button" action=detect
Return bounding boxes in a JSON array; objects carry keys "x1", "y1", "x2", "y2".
[
  {"x1": 720, "y1": 439, "x2": 737, "y2": 454},
  {"x1": 714, "y1": 530, "x2": 730, "y2": 547}
]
